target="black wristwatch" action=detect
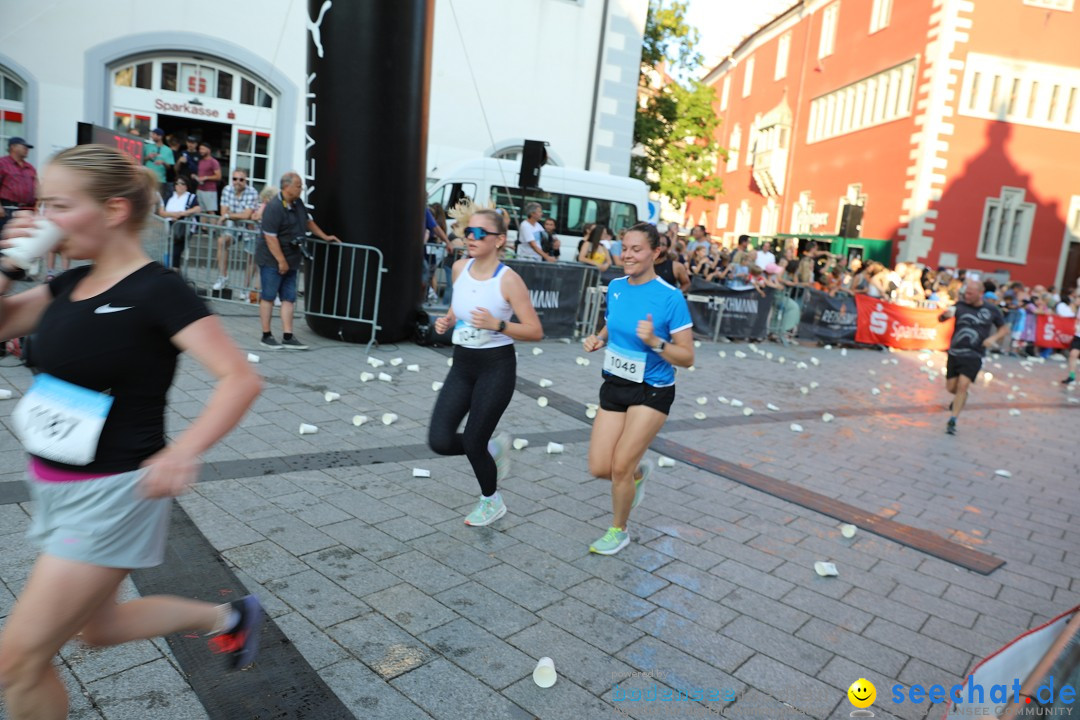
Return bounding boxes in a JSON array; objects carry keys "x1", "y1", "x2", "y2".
[
  {"x1": 498, "y1": 320, "x2": 507, "y2": 333},
  {"x1": 651, "y1": 340, "x2": 666, "y2": 354}
]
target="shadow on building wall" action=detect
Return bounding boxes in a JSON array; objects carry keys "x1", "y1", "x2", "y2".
[{"x1": 888, "y1": 121, "x2": 1070, "y2": 288}]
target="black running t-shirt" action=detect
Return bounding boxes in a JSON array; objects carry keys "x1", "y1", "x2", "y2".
[{"x1": 31, "y1": 263, "x2": 212, "y2": 473}]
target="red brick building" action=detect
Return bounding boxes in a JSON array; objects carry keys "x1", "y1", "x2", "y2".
[{"x1": 685, "y1": 0, "x2": 1080, "y2": 289}]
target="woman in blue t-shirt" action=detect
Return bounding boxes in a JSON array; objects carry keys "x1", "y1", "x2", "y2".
[{"x1": 581, "y1": 223, "x2": 694, "y2": 555}]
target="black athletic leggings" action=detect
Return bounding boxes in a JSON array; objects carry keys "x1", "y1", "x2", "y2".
[{"x1": 428, "y1": 344, "x2": 516, "y2": 496}]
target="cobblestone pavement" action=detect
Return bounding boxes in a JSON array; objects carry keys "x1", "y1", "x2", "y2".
[{"x1": 0, "y1": 299, "x2": 1077, "y2": 720}]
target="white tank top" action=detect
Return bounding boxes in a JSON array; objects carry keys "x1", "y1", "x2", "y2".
[{"x1": 450, "y1": 259, "x2": 514, "y2": 349}]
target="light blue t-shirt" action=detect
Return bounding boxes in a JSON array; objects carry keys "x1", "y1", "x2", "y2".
[{"x1": 604, "y1": 276, "x2": 693, "y2": 387}]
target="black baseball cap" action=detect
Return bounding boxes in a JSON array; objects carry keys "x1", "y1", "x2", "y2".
[
  {"x1": 7, "y1": 136, "x2": 32, "y2": 149},
  {"x1": 151, "y1": 127, "x2": 165, "y2": 136}
]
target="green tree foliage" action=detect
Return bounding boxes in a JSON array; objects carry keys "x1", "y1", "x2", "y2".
[{"x1": 632, "y1": 0, "x2": 723, "y2": 210}]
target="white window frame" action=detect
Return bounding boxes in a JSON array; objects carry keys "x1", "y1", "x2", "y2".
[
  {"x1": 806, "y1": 58, "x2": 917, "y2": 143},
  {"x1": 726, "y1": 124, "x2": 741, "y2": 171},
  {"x1": 720, "y1": 76, "x2": 731, "y2": 111},
  {"x1": 977, "y1": 186, "x2": 1035, "y2": 264},
  {"x1": 0, "y1": 67, "x2": 28, "y2": 152},
  {"x1": 870, "y1": 0, "x2": 893, "y2": 33},
  {"x1": 760, "y1": 198, "x2": 779, "y2": 236},
  {"x1": 742, "y1": 56, "x2": 755, "y2": 98},
  {"x1": 1023, "y1": 0, "x2": 1073, "y2": 10},
  {"x1": 717, "y1": 202, "x2": 729, "y2": 230},
  {"x1": 734, "y1": 200, "x2": 752, "y2": 236},
  {"x1": 775, "y1": 33, "x2": 791, "y2": 81},
  {"x1": 959, "y1": 52, "x2": 1080, "y2": 133},
  {"x1": 819, "y1": 3, "x2": 839, "y2": 60}
]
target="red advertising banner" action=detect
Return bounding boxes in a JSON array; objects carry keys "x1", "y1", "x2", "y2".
[
  {"x1": 855, "y1": 296, "x2": 954, "y2": 350},
  {"x1": 1035, "y1": 314, "x2": 1077, "y2": 349}
]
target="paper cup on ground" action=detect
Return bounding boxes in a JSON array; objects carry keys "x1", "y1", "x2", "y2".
[
  {"x1": 1, "y1": 218, "x2": 63, "y2": 269},
  {"x1": 406, "y1": 364, "x2": 420, "y2": 372},
  {"x1": 352, "y1": 415, "x2": 369, "y2": 426},
  {"x1": 378, "y1": 372, "x2": 393, "y2": 382},
  {"x1": 840, "y1": 524, "x2": 857, "y2": 538},
  {"x1": 381, "y1": 413, "x2": 398, "y2": 425},
  {"x1": 814, "y1": 561, "x2": 839, "y2": 577},
  {"x1": 299, "y1": 423, "x2": 318, "y2": 435},
  {"x1": 447, "y1": 357, "x2": 454, "y2": 367},
  {"x1": 246, "y1": 353, "x2": 260, "y2": 363},
  {"x1": 537, "y1": 396, "x2": 549, "y2": 407},
  {"x1": 412, "y1": 468, "x2": 431, "y2": 478},
  {"x1": 696, "y1": 396, "x2": 708, "y2": 405},
  {"x1": 512, "y1": 438, "x2": 529, "y2": 450},
  {"x1": 790, "y1": 423, "x2": 803, "y2": 433},
  {"x1": 657, "y1": 456, "x2": 675, "y2": 468},
  {"x1": 539, "y1": 378, "x2": 553, "y2": 388},
  {"x1": 324, "y1": 391, "x2": 341, "y2": 403},
  {"x1": 821, "y1": 412, "x2": 834, "y2": 423},
  {"x1": 367, "y1": 357, "x2": 385, "y2": 368},
  {"x1": 730, "y1": 399, "x2": 743, "y2": 407},
  {"x1": 546, "y1": 442, "x2": 564, "y2": 454},
  {"x1": 0, "y1": 389, "x2": 12, "y2": 400},
  {"x1": 390, "y1": 358, "x2": 403, "y2": 366},
  {"x1": 694, "y1": 411, "x2": 707, "y2": 420},
  {"x1": 533, "y1": 657, "x2": 557, "y2": 688},
  {"x1": 360, "y1": 372, "x2": 374, "y2": 382},
  {"x1": 585, "y1": 407, "x2": 597, "y2": 419},
  {"x1": 532, "y1": 347, "x2": 543, "y2": 356},
  {"x1": 432, "y1": 381, "x2": 444, "y2": 391}
]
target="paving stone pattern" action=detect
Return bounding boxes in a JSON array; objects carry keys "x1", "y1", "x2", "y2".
[{"x1": 0, "y1": 302, "x2": 1077, "y2": 719}]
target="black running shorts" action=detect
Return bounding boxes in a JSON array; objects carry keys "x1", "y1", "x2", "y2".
[
  {"x1": 945, "y1": 354, "x2": 982, "y2": 382},
  {"x1": 599, "y1": 375, "x2": 676, "y2": 415}
]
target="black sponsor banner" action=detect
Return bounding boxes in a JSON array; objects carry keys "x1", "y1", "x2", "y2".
[
  {"x1": 507, "y1": 260, "x2": 592, "y2": 338},
  {"x1": 686, "y1": 277, "x2": 773, "y2": 339},
  {"x1": 797, "y1": 288, "x2": 858, "y2": 343}
]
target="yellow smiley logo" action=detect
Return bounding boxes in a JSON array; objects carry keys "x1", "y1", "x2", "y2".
[{"x1": 848, "y1": 678, "x2": 876, "y2": 709}]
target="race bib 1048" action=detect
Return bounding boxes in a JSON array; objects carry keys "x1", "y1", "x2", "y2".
[
  {"x1": 11, "y1": 374, "x2": 113, "y2": 466},
  {"x1": 604, "y1": 344, "x2": 646, "y2": 383}
]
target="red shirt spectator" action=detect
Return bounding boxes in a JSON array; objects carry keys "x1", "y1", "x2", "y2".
[
  {"x1": 196, "y1": 154, "x2": 221, "y2": 192},
  {"x1": 0, "y1": 137, "x2": 37, "y2": 207}
]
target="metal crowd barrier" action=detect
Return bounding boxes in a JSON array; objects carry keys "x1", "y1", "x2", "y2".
[
  {"x1": 575, "y1": 264, "x2": 603, "y2": 339},
  {"x1": 170, "y1": 213, "x2": 269, "y2": 305},
  {"x1": 303, "y1": 238, "x2": 386, "y2": 353},
  {"x1": 685, "y1": 294, "x2": 727, "y2": 342}
]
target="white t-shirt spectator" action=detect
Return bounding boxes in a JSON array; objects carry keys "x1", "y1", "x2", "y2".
[
  {"x1": 517, "y1": 219, "x2": 543, "y2": 260},
  {"x1": 1055, "y1": 301, "x2": 1076, "y2": 317},
  {"x1": 165, "y1": 192, "x2": 196, "y2": 214},
  {"x1": 754, "y1": 250, "x2": 776, "y2": 270}
]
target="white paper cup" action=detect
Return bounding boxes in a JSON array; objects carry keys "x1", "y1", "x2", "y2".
[
  {"x1": 406, "y1": 364, "x2": 420, "y2": 372},
  {"x1": 537, "y1": 396, "x2": 548, "y2": 407},
  {"x1": 246, "y1": 353, "x2": 260, "y2": 363},
  {"x1": 1, "y1": 218, "x2": 63, "y2": 269},
  {"x1": 539, "y1": 378, "x2": 553, "y2": 388},
  {"x1": 657, "y1": 456, "x2": 675, "y2": 468},
  {"x1": 382, "y1": 413, "x2": 398, "y2": 425},
  {"x1": 390, "y1": 358, "x2": 403, "y2": 366},
  {"x1": 299, "y1": 423, "x2": 318, "y2": 435},
  {"x1": 533, "y1": 657, "x2": 557, "y2": 688},
  {"x1": 352, "y1": 415, "x2": 369, "y2": 426},
  {"x1": 378, "y1": 372, "x2": 393, "y2": 382},
  {"x1": 324, "y1": 391, "x2": 341, "y2": 402},
  {"x1": 360, "y1": 372, "x2": 375, "y2": 382},
  {"x1": 546, "y1": 442, "x2": 564, "y2": 454},
  {"x1": 512, "y1": 438, "x2": 529, "y2": 450},
  {"x1": 412, "y1": 468, "x2": 431, "y2": 478},
  {"x1": 585, "y1": 407, "x2": 597, "y2": 419},
  {"x1": 0, "y1": 389, "x2": 12, "y2": 400},
  {"x1": 367, "y1": 356, "x2": 385, "y2": 367},
  {"x1": 432, "y1": 381, "x2": 444, "y2": 392},
  {"x1": 532, "y1": 347, "x2": 543, "y2": 356}
]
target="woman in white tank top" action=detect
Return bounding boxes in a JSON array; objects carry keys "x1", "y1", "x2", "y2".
[{"x1": 429, "y1": 209, "x2": 543, "y2": 527}]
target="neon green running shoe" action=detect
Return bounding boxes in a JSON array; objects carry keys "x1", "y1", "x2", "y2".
[
  {"x1": 465, "y1": 495, "x2": 506, "y2": 527},
  {"x1": 631, "y1": 459, "x2": 652, "y2": 510},
  {"x1": 589, "y1": 526, "x2": 629, "y2": 555}
]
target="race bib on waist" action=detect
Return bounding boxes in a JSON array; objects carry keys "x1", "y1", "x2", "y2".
[
  {"x1": 452, "y1": 320, "x2": 492, "y2": 348},
  {"x1": 11, "y1": 374, "x2": 114, "y2": 466},
  {"x1": 604, "y1": 344, "x2": 647, "y2": 383}
]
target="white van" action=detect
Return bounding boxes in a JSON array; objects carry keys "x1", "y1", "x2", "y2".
[{"x1": 426, "y1": 158, "x2": 649, "y2": 261}]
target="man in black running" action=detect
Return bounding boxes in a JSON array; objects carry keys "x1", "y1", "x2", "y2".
[{"x1": 938, "y1": 279, "x2": 1009, "y2": 435}]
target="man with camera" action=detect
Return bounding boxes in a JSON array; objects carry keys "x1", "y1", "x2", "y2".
[{"x1": 257, "y1": 171, "x2": 339, "y2": 349}]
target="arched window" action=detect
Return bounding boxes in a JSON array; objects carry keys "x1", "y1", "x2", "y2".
[{"x1": 0, "y1": 67, "x2": 27, "y2": 149}]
